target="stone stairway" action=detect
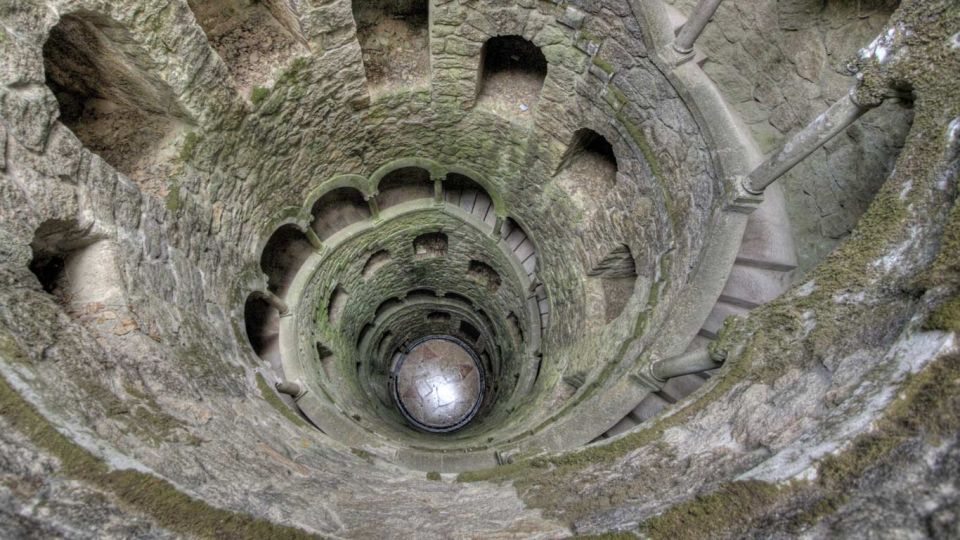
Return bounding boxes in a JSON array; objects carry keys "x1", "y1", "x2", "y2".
[{"x1": 597, "y1": 189, "x2": 797, "y2": 439}]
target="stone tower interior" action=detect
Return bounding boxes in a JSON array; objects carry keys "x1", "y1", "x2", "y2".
[{"x1": 0, "y1": 0, "x2": 958, "y2": 538}]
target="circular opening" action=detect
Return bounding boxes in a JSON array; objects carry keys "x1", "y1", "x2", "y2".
[{"x1": 392, "y1": 335, "x2": 485, "y2": 433}]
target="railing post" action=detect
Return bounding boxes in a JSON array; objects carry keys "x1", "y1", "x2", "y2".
[
  {"x1": 743, "y1": 89, "x2": 876, "y2": 195},
  {"x1": 672, "y1": 0, "x2": 725, "y2": 55},
  {"x1": 367, "y1": 195, "x2": 381, "y2": 221},
  {"x1": 650, "y1": 348, "x2": 724, "y2": 381}
]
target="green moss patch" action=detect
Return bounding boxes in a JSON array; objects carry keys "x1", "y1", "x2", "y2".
[
  {"x1": 924, "y1": 296, "x2": 960, "y2": 332},
  {"x1": 179, "y1": 132, "x2": 200, "y2": 162},
  {"x1": 640, "y1": 481, "x2": 785, "y2": 540},
  {"x1": 350, "y1": 447, "x2": 374, "y2": 463},
  {"x1": 0, "y1": 372, "x2": 318, "y2": 539},
  {"x1": 250, "y1": 87, "x2": 270, "y2": 106},
  {"x1": 164, "y1": 184, "x2": 180, "y2": 213},
  {"x1": 639, "y1": 351, "x2": 960, "y2": 538},
  {"x1": 426, "y1": 471, "x2": 441, "y2": 481}
]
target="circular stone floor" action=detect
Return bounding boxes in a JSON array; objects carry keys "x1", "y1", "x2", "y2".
[{"x1": 394, "y1": 336, "x2": 483, "y2": 432}]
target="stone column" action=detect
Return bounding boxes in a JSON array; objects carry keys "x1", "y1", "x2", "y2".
[
  {"x1": 305, "y1": 228, "x2": 325, "y2": 251},
  {"x1": 650, "y1": 348, "x2": 723, "y2": 381},
  {"x1": 743, "y1": 90, "x2": 875, "y2": 195},
  {"x1": 265, "y1": 291, "x2": 289, "y2": 316},
  {"x1": 367, "y1": 196, "x2": 381, "y2": 220},
  {"x1": 673, "y1": 0, "x2": 725, "y2": 54},
  {"x1": 433, "y1": 178, "x2": 444, "y2": 204}
]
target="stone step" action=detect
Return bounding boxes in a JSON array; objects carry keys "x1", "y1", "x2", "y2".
[
  {"x1": 630, "y1": 392, "x2": 670, "y2": 422},
  {"x1": 720, "y1": 263, "x2": 794, "y2": 309},
  {"x1": 659, "y1": 374, "x2": 706, "y2": 402},
  {"x1": 736, "y1": 185, "x2": 798, "y2": 271},
  {"x1": 604, "y1": 415, "x2": 638, "y2": 437}
]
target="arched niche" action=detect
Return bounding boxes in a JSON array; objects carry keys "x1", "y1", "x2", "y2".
[
  {"x1": 413, "y1": 231, "x2": 448, "y2": 259},
  {"x1": 476, "y1": 35, "x2": 547, "y2": 118},
  {"x1": 558, "y1": 128, "x2": 619, "y2": 185},
  {"x1": 244, "y1": 292, "x2": 281, "y2": 368}
]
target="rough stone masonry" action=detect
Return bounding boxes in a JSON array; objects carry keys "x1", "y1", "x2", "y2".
[{"x1": 0, "y1": 0, "x2": 957, "y2": 538}]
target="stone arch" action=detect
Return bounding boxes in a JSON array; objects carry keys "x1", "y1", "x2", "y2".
[
  {"x1": 259, "y1": 224, "x2": 314, "y2": 298},
  {"x1": 557, "y1": 128, "x2": 619, "y2": 185},
  {"x1": 375, "y1": 166, "x2": 433, "y2": 210},
  {"x1": 310, "y1": 187, "x2": 371, "y2": 240},
  {"x1": 443, "y1": 173, "x2": 499, "y2": 229}
]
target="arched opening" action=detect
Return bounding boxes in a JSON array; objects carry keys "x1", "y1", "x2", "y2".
[
  {"x1": 444, "y1": 173, "x2": 497, "y2": 228},
  {"x1": 356, "y1": 323, "x2": 375, "y2": 349},
  {"x1": 42, "y1": 12, "x2": 188, "y2": 193},
  {"x1": 259, "y1": 224, "x2": 314, "y2": 298},
  {"x1": 376, "y1": 167, "x2": 433, "y2": 210},
  {"x1": 186, "y1": 0, "x2": 307, "y2": 97},
  {"x1": 352, "y1": 0, "x2": 430, "y2": 93},
  {"x1": 558, "y1": 128, "x2": 619, "y2": 185},
  {"x1": 476, "y1": 35, "x2": 547, "y2": 119},
  {"x1": 244, "y1": 293, "x2": 281, "y2": 367},
  {"x1": 413, "y1": 231, "x2": 448, "y2": 259},
  {"x1": 310, "y1": 188, "x2": 371, "y2": 240},
  {"x1": 443, "y1": 292, "x2": 472, "y2": 306}
]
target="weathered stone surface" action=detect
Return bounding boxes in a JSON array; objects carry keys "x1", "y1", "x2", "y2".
[{"x1": 0, "y1": 0, "x2": 956, "y2": 537}]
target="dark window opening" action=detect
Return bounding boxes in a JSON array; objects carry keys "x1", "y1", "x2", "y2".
[
  {"x1": 327, "y1": 286, "x2": 349, "y2": 326},
  {"x1": 375, "y1": 297, "x2": 403, "y2": 319},
  {"x1": 362, "y1": 250, "x2": 391, "y2": 279},
  {"x1": 459, "y1": 320, "x2": 481, "y2": 343},
  {"x1": 244, "y1": 294, "x2": 281, "y2": 366},
  {"x1": 467, "y1": 260, "x2": 501, "y2": 292},
  {"x1": 427, "y1": 311, "x2": 452, "y2": 322},
  {"x1": 357, "y1": 323, "x2": 375, "y2": 348}
]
